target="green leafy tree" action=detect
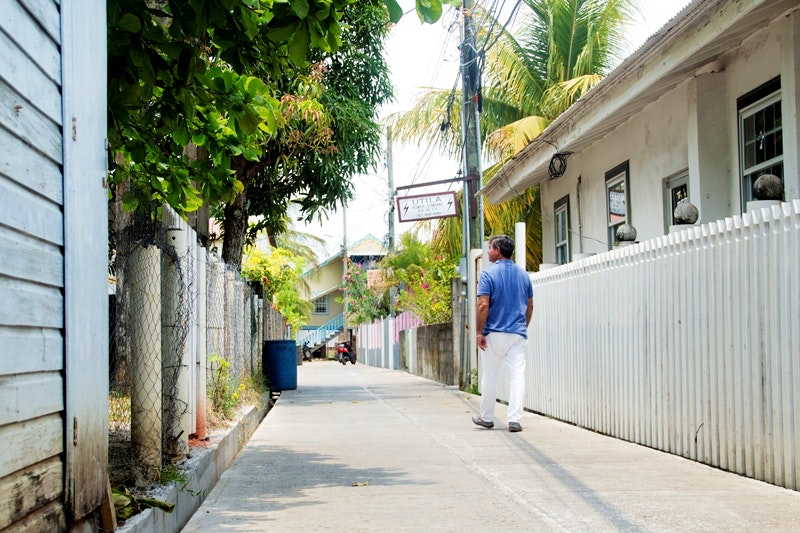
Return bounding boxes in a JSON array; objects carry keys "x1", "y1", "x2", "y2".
[
  {"x1": 107, "y1": 0, "x2": 353, "y2": 215},
  {"x1": 241, "y1": 246, "x2": 312, "y2": 332},
  {"x1": 221, "y1": 2, "x2": 396, "y2": 268},
  {"x1": 107, "y1": 0, "x2": 460, "y2": 272},
  {"x1": 390, "y1": 0, "x2": 635, "y2": 268}
]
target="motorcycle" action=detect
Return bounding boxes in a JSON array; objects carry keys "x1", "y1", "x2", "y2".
[
  {"x1": 336, "y1": 342, "x2": 356, "y2": 365},
  {"x1": 302, "y1": 340, "x2": 312, "y2": 361}
]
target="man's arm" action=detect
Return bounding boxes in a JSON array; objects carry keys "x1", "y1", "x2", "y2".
[
  {"x1": 525, "y1": 298, "x2": 533, "y2": 327},
  {"x1": 476, "y1": 295, "x2": 490, "y2": 350}
]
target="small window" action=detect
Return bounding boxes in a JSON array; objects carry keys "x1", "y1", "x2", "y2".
[
  {"x1": 554, "y1": 196, "x2": 570, "y2": 264},
  {"x1": 605, "y1": 162, "x2": 630, "y2": 249},
  {"x1": 663, "y1": 171, "x2": 689, "y2": 230},
  {"x1": 313, "y1": 295, "x2": 328, "y2": 315},
  {"x1": 738, "y1": 77, "x2": 783, "y2": 209}
]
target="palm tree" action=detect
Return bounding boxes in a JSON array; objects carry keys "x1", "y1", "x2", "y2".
[{"x1": 390, "y1": 0, "x2": 636, "y2": 268}]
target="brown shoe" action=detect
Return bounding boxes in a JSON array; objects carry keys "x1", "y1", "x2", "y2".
[{"x1": 508, "y1": 422, "x2": 522, "y2": 432}]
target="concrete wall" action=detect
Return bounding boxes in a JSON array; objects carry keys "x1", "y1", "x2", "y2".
[{"x1": 400, "y1": 323, "x2": 457, "y2": 386}]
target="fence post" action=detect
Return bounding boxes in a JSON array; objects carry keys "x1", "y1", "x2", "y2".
[
  {"x1": 162, "y1": 225, "x2": 189, "y2": 460},
  {"x1": 224, "y1": 269, "x2": 236, "y2": 373},
  {"x1": 129, "y1": 244, "x2": 162, "y2": 481},
  {"x1": 195, "y1": 246, "x2": 207, "y2": 440}
]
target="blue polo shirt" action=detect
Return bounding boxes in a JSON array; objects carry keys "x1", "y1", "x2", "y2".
[{"x1": 478, "y1": 259, "x2": 533, "y2": 338}]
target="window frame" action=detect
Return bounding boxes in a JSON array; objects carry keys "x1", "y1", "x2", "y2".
[
  {"x1": 663, "y1": 170, "x2": 690, "y2": 231},
  {"x1": 605, "y1": 161, "x2": 630, "y2": 250},
  {"x1": 554, "y1": 195, "x2": 570, "y2": 264},
  {"x1": 737, "y1": 77, "x2": 783, "y2": 210},
  {"x1": 312, "y1": 294, "x2": 329, "y2": 315}
]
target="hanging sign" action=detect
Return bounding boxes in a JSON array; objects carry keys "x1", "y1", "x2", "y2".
[{"x1": 396, "y1": 192, "x2": 459, "y2": 222}]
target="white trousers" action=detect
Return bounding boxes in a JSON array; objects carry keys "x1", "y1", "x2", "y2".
[{"x1": 479, "y1": 332, "x2": 526, "y2": 424}]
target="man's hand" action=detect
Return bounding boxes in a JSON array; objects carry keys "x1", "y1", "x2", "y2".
[{"x1": 477, "y1": 333, "x2": 487, "y2": 351}]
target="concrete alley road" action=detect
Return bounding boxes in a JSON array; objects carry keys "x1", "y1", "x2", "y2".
[{"x1": 183, "y1": 361, "x2": 800, "y2": 532}]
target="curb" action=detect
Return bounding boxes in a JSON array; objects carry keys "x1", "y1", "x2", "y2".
[{"x1": 116, "y1": 395, "x2": 271, "y2": 532}]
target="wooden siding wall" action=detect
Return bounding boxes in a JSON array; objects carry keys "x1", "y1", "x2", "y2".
[{"x1": 0, "y1": 1, "x2": 67, "y2": 531}]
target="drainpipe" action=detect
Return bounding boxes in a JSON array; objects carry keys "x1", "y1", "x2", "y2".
[{"x1": 577, "y1": 176, "x2": 583, "y2": 254}]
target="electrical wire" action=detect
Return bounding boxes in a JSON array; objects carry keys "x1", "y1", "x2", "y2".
[{"x1": 401, "y1": 6, "x2": 462, "y2": 191}]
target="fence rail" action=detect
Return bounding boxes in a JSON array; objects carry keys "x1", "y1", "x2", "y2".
[{"x1": 496, "y1": 200, "x2": 800, "y2": 491}]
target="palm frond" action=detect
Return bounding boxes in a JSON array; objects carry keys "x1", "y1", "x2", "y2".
[
  {"x1": 486, "y1": 115, "x2": 552, "y2": 157},
  {"x1": 385, "y1": 90, "x2": 462, "y2": 159},
  {"x1": 540, "y1": 73, "x2": 603, "y2": 116}
]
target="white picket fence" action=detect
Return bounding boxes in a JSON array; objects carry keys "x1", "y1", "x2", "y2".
[{"x1": 495, "y1": 200, "x2": 800, "y2": 491}]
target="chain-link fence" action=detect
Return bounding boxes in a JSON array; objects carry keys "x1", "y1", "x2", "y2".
[{"x1": 108, "y1": 204, "x2": 279, "y2": 488}]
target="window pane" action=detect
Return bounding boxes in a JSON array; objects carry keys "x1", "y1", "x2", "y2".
[
  {"x1": 671, "y1": 183, "x2": 688, "y2": 216},
  {"x1": 764, "y1": 105, "x2": 774, "y2": 130},
  {"x1": 765, "y1": 132, "x2": 775, "y2": 160},
  {"x1": 608, "y1": 181, "x2": 626, "y2": 224}
]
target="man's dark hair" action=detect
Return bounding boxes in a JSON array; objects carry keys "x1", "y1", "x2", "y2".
[{"x1": 490, "y1": 235, "x2": 514, "y2": 259}]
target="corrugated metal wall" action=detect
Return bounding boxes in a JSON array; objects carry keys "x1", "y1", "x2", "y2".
[{"x1": 494, "y1": 201, "x2": 800, "y2": 490}]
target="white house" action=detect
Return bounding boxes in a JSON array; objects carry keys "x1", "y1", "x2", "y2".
[
  {"x1": 0, "y1": 1, "x2": 108, "y2": 531},
  {"x1": 476, "y1": 0, "x2": 800, "y2": 491},
  {"x1": 481, "y1": 0, "x2": 800, "y2": 264}
]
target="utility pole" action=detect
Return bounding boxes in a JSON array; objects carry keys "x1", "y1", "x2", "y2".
[
  {"x1": 460, "y1": 0, "x2": 483, "y2": 389},
  {"x1": 460, "y1": 0, "x2": 483, "y2": 253},
  {"x1": 342, "y1": 206, "x2": 348, "y2": 330},
  {"x1": 386, "y1": 127, "x2": 397, "y2": 318},
  {"x1": 386, "y1": 126, "x2": 396, "y2": 254}
]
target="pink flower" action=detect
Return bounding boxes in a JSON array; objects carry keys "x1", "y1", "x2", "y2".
[{"x1": 421, "y1": 283, "x2": 430, "y2": 289}]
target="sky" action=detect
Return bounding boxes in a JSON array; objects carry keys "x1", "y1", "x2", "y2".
[{"x1": 299, "y1": 0, "x2": 691, "y2": 260}]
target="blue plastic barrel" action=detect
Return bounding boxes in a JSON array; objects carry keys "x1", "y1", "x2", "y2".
[{"x1": 263, "y1": 340, "x2": 298, "y2": 391}]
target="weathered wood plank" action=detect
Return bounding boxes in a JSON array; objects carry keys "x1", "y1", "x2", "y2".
[
  {"x1": 0, "y1": 500, "x2": 65, "y2": 532},
  {"x1": 0, "y1": 129, "x2": 63, "y2": 205},
  {"x1": 0, "y1": 414, "x2": 62, "y2": 479},
  {"x1": 0, "y1": 80, "x2": 62, "y2": 164},
  {"x1": 18, "y1": 0, "x2": 61, "y2": 45},
  {"x1": 0, "y1": 1, "x2": 61, "y2": 82},
  {"x1": 0, "y1": 372, "x2": 63, "y2": 426},
  {"x1": 100, "y1": 476, "x2": 117, "y2": 532},
  {"x1": 62, "y1": 0, "x2": 110, "y2": 519},
  {"x1": 0, "y1": 176, "x2": 63, "y2": 245},
  {"x1": 0, "y1": 279, "x2": 63, "y2": 328},
  {"x1": 0, "y1": 28, "x2": 61, "y2": 123},
  {"x1": 0, "y1": 226, "x2": 62, "y2": 287},
  {"x1": 0, "y1": 327, "x2": 62, "y2": 375},
  {"x1": 0, "y1": 457, "x2": 63, "y2": 530}
]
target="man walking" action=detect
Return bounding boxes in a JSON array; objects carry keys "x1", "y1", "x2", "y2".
[{"x1": 472, "y1": 235, "x2": 533, "y2": 432}]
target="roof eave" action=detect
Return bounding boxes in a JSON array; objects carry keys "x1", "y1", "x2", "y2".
[{"x1": 479, "y1": 0, "x2": 800, "y2": 204}]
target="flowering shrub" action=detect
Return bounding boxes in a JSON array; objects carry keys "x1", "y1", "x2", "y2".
[
  {"x1": 394, "y1": 255, "x2": 456, "y2": 325},
  {"x1": 339, "y1": 262, "x2": 389, "y2": 325}
]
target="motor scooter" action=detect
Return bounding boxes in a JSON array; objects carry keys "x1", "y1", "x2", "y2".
[{"x1": 336, "y1": 341, "x2": 356, "y2": 365}]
